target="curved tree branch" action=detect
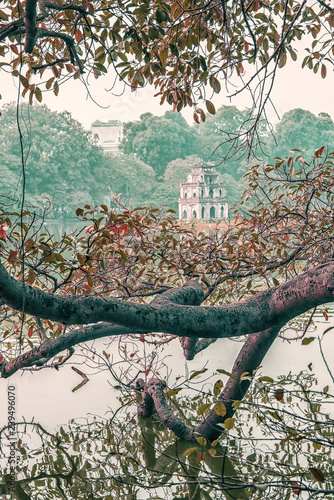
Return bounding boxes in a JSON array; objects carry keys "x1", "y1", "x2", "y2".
[
  {"x1": 195, "y1": 325, "x2": 281, "y2": 442},
  {"x1": 137, "y1": 378, "x2": 195, "y2": 441},
  {"x1": 0, "y1": 261, "x2": 333, "y2": 339},
  {"x1": 137, "y1": 325, "x2": 281, "y2": 443},
  {"x1": 0, "y1": 322, "x2": 137, "y2": 378}
]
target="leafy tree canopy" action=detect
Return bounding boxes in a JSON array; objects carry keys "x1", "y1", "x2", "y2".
[
  {"x1": 120, "y1": 111, "x2": 197, "y2": 177},
  {"x1": 268, "y1": 108, "x2": 334, "y2": 159},
  {"x1": 196, "y1": 106, "x2": 266, "y2": 171},
  {"x1": 0, "y1": 102, "x2": 107, "y2": 214},
  {"x1": 99, "y1": 153, "x2": 157, "y2": 206},
  {"x1": 1, "y1": 0, "x2": 333, "y2": 146}
]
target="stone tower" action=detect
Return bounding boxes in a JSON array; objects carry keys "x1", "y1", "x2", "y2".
[{"x1": 179, "y1": 163, "x2": 228, "y2": 221}]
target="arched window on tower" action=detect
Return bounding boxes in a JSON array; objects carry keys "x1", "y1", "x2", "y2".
[
  {"x1": 209, "y1": 189, "x2": 213, "y2": 198},
  {"x1": 210, "y1": 206, "x2": 216, "y2": 219},
  {"x1": 201, "y1": 206, "x2": 205, "y2": 219},
  {"x1": 219, "y1": 189, "x2": 222, "y2": 197},
  {"x1": 220, "y1": 206, "x2": 225, "y2": 218},
  {"x1": 183, "y1": 210, "x2": 187, "y2": 219},
  {"x1": 193, "y1": 210, "x2": 197, "y2": 218},
  {"x1": 184, "y1": 192, "x2": 187, "y2": 199}
]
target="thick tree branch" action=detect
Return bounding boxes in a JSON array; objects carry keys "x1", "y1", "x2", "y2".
[
  {"x1": 24, "y1": 0, "x2": 38, "y2": 53},
  {"x1": 180, "y1": 337, "x2": 218, "y2": 360},
  {"x1": 0, "y1": 323, "x2": 139, "y2": 378},
  {"x1": 137, "y1": 325, "x2": 281, "y2": 443},
  {"x1": 137, "y1": 378, "x2": 195, "y2": 441},
  {"x1": 0, "y1": 20, "x2": 25, "y2": 42},
  {"x1": 0, "y1": 261, "x2": 333, "y2": 340},
  {"x1": 195, "y1": 325, "x2": 281, "y2": 442},
  {"x1": 0, "y1": 281, "x2": 203, "y2": 377}
]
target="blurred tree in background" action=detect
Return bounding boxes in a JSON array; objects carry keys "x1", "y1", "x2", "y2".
[{"x1": 120, "y1": 111, "x2": 197, "y2": 178}]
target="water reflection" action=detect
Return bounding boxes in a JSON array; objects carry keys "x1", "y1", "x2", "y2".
[{"x1": 1, "y1": 367, "x2": 333, "y2": 499}]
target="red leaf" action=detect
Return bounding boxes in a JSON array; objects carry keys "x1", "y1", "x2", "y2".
[
  {"x1": 0, "y1": 354, "x2": 4, "y2": 363},
  {"x1": 28, "y1": 325, "x2": 34, "y2": 338},
  {"x1": 75, "y1": 30, "x2": 84, "y2": 43},
  {"x1": 309, "y1": 467, "x2": 325, "y2": 483},
  {"x1": 321, "y1": 63, "x2": 327, "y2": 79},
  {"x1": 134, "y1": 225, "x2": 143, "y2": 237},
  {"x1": 290, "y1": 481, "x2": 301, "y2": 495},
  {"x1": 145, "y1": 368, "x2": 150, "y2": 376},
  {"x1": 8, "y1": 250, "x2": 17, "y2": 262},
  {"x1": 274, "y1": 389, "x2": 284, "y2": 401},
  {"x1": 315, "y1": 146, "x2": 325, "y2": 157}
]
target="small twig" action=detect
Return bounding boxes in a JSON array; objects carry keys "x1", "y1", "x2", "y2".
[
  {"x1": 35, "y1": 316, "x2": 47, "y2": 341},
  {"x1": 71, "y1": 365, "x2": 89, "y2": 392},
  {"x1": 37, "y1": 28, "x2": 85, "y2": 73},
  {"x1": 318, "y1": 335, "x2": 334, "y2": 384},
  {"x1": 40, "y1": 1, "x2": 88, "y2": 17},
  {"x1": 32, "y1": 57, "x2": 70, "y2": 71}
]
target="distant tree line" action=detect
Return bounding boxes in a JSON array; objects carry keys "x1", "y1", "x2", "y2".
[{"x1": 1, "y1": 103, "x2": 334, "y2": 217}]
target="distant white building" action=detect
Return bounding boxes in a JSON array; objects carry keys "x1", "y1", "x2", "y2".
[
  {"x1": 179, "y1": 163, "x2": 228, "y2": 221},
  {"x1": 91, "y1": 120, "x2": 123, "y2": 154}
]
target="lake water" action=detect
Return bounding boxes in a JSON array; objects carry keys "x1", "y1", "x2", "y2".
[
  {"x1": 0, "y1": 315, "x2": 332, "y2": 433},
  {"x1": 0, "y1": 219, "x2": 333, "y2": 434}
]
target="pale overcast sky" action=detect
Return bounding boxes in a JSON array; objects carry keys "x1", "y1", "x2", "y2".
[{"x1": 1, "y1": 53, "x2": 333, "y2": 129}]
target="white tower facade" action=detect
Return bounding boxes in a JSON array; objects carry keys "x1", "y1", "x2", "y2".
[{"x1": 179, "y1": 163, "x2": 228, "y2": 221}]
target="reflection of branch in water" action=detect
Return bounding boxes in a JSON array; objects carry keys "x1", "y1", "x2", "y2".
[{"x1": 71, "y1": 365, "x2": 89, "y2": 392}]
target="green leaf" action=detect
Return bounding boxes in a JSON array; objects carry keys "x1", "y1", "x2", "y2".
[
  {"x1": 224, "y1": 418, "x2": 236, "y2": 430},
  {"x1": 213, "y1": 379, "x2": 223, "y2": 396},
  {"x1": 259, "y1": 376, "x2": 274, "y2": 383},
  {"x1": 213, "y1": 402, "x2": 226, "y2": 417},
  {"x1": 196, "y1": 436, "x2": 207, "y2": 447},
  {"x1": 190, "y1": 368, "x2": 208, "y2": 380},
  {"x1": 197, "y1": 403, "x2": 211, "y2": 416},
  {"x1": 302, "y1": 337, "x2": 315, "y2": 345},
  {"x1": 247, "y1": 453, "x2": 256, "y2": 462},
  {"x1": 206, "y1": 100, "x2": 216, "y2": 115},
  {"x1": 165, "y1": 388, "x2": 182, "y2": 397},
  {"x1": 216, "y1": 369, "x2": 235, "y2": 379}
]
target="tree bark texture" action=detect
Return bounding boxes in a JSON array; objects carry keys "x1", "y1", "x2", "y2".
[
  {"x1": 138, "y1": 326, "x2": 281, "y2": 443},
  {"x1": 0, "y1": 261, "x2": 333, "y2": 339}
]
